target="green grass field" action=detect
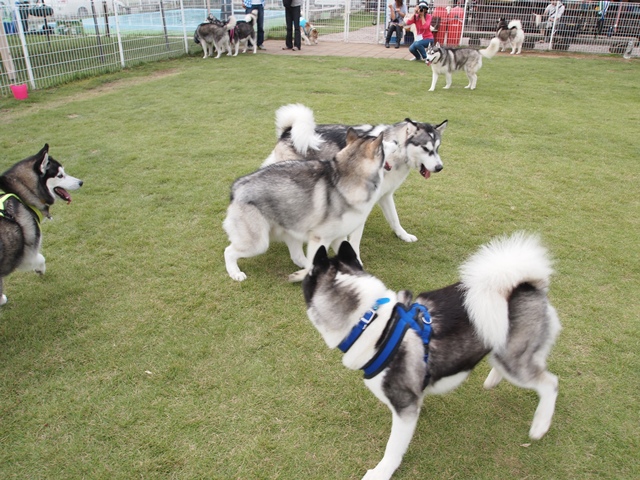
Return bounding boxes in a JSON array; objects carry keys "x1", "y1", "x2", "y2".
[{"x1": 0, "y1": 51, "x2": 638, "y2": 479}]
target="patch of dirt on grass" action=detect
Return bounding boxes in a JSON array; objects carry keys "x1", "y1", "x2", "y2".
[{"x1": 1, "y1": 69, "x2": 181, "y2": 125}]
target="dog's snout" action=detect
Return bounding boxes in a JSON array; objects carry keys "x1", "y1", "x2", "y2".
[
  {"x1": 78, "y1": 180, "x2": 84, "y2": 187},
  {"x1": 435, "y1": 164, "x2": 443, "y2": 172}
]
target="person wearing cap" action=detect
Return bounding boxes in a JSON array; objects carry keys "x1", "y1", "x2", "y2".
[{"x1": 405, "y1": 1, "x2": 435, "y2": 61}]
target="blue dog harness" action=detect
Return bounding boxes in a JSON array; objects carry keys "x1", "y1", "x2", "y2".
[{"x1": 339, "y1": 299, "x2": 433, "y2": 381}]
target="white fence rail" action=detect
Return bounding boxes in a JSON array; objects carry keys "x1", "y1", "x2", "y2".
[{"x1": 1, "y1": 0, "x2": 638, "y2": 95}]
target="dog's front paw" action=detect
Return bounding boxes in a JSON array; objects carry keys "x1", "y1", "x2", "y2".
[
  {"x1": 0, "y1": 294, "x2": 7, "y2": 306},
  {"x1": 397, "y1": 231, "x2": 418, "y2": 243},
  {"x1": 35, "y1": 254, "x2": 46, "y2": 275},
  {"x1": 428, "y1": 87, "x2": 435, "y2": 92},
  {"x1": 288, "y1": 269, "x2": 308, "y2": 283},
  {"x1": 228, "y1": 271, "x2": 247, "y2": 282}
]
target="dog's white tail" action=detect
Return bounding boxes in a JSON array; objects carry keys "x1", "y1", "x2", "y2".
[
  {"x1": 459, "y1": 232, "x2": 554, "y2": 351},
  {"x1": 508, "y1": 19, "x2": 523, "y2": 30},
  {"x1": 226, "y1": 16, "x2": 237, "y2": 31},
  {"x1": 275, "y1": 103, "x2": 323, "y2": 156},
  {"x1": 481, "y1": 37, "x2": 501, "y2": 59}
]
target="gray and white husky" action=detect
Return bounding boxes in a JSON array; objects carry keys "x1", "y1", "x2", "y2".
[
  {"x1": 232, "y1": 10, "x2": 258, "y2": 56},
  {"x1": 425, "y1": 37, "x2": 500, "y2": 91},
  {"x1": 262, "y1": 104, "x2": 447, "y2": 262},
  {"x1": 0, "y1": 144, "x2": 83, "y2": 305},
  {"x1": 194, "y1": 15, "x2": 237, "y2": 59},
  {"x1": 497, "y1": 18, "x2": 525, "y2": 54},
  {"x1": 224, "y1": 130, "x2": 389, "y2": 282},
  {"x1": 303, "y1": 233, "x2": 561, "y2": 480}
]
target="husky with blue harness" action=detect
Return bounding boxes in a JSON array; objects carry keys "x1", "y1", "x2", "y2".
[
  {"x1": 303, "y1": 233, "x2": 561, "y2": 480},
  {"x1": 0, "y1": 144, "x2": 83, "y2": 306}
]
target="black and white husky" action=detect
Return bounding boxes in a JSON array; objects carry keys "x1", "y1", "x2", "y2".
[
  {"x1": 232, "y1": 10, "x2": 258, "y2": 55},
  {"x1": 224, "y1": 130, "x2": 389, "y2": 282},
  {"x1": 303, "y1": 233, "x2": 561, "y2": 480},
  {"x1": 425, "y1": 37, "x2": 501, "y2": 90},
  {"x1": 262, "y1": 104, "x2": 447, "y2": 262},
  {"x1": 497, "y1": 18, "x2": 525, "y2": 54},
  {"x1": 0, "y1": 145, "x2": 83, "y2": 305},
  {"x1": 193, "y1": 15, "x2": 237, "y2": 59}
]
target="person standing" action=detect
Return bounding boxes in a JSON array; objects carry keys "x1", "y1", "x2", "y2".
[
  {"x1": 243, "y1": 0, "x2": 266, "y2": 50},
  {"x1": 283, "y1": 0, "x2": 302, "y2": 51},
  {"x1": 405, "y1": 1, "x2": 435, "y2": 61}
]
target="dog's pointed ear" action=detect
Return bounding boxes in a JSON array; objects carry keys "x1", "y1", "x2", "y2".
[
  {"x1": 337, "y1": 241, "x2": 362, "y2": 270},
  {"x1": 436, "y1": 120, "x2": 448, "y2": 134},
  {"x1": 345, "y1": 127, "x2": 360, "y2": 145},
  {"x1": 37, "y1": 144, "x2": 50, "y2": 175},
  {"x1": 312, "y1": 245, "x2": 330, "y2": 269}
]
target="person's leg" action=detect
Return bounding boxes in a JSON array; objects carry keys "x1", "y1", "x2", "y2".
[
  {"x1": 256, "y1": 5, "x2": 265, "y2": 47},
  {"x1": 395, "y1": 25, "x2": 402, "y2": 47},
  {"x1": 386, "y1": 24, "x2": 393, "y2": 46},
  {"x1": 414, "y1": 39, "x2": 428, "y2": 60},
  {"x1": 284, "y1": 4, "x2": 293, "y2": 48},
  {"x1": 292, "y1": 5, "x2": 301, "y2": 49}
]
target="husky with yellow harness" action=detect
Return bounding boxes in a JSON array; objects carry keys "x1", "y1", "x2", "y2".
[{"x1": 0, "y1": 144, "x2": 83, "y2": 306}]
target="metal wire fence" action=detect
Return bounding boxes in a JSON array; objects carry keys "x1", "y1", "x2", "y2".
[{"x1": 1, "y1": 0, "x2": 638, "y2": 96}]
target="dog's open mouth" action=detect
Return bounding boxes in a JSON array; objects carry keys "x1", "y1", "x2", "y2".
[
  {"x1": 54, "y1": 187, "x2": 72, "y2": 204},
  {"x1": 420, "y1": 165, "x2": 431, "y2": 179}
]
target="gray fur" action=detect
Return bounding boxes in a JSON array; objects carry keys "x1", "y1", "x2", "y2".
[
  {"x1": 0, "y1": 144, "x2": 83, "y2": 305},
  {"x1": 302, "y1": 235, "x2": 561, "y2": 479},
  {"x1": 426, "y1": 38, "x2": 501, "y2": 90},
  {"x1": 223, "y1": 130, "x2": 387, "y2": 282},
  {"x1": 194, "y1": 15, "x2": 237, "y2": 59}
]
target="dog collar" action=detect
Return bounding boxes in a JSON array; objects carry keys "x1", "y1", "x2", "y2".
[
  {"x1": 361, "y1": 303, "x2": 432, "y2": 381},
  {"x1": 0, "y1": 192, "x2": 44, "y2": 224},
  {"x1": 338, "y1": 297, "x2": 391, "y2": 353}
]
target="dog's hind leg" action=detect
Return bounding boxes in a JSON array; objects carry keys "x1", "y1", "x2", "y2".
[
  {"x1": 362, "y1": 409, "x2": 420, "y2": 480},
  {"x1": 466, "y1": 71, "x2": 478, "y2": 90},
  {"x1": 223, "y1": 206, "x2": 270, "y2": 281},
  {"x1": 378, "y1": 193, "x2": 417, "y2": 243}
]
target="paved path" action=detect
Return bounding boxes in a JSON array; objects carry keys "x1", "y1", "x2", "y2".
[{"x1": 260, "y1": 37, "x2": 416, "y2": 61}]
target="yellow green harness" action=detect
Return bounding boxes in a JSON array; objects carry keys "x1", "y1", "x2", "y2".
[{"x1": 0, "y1": 193, "x2": 44, "y2": 224}]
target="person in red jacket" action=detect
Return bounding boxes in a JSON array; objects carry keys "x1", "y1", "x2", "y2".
[{"x1": 405, "y1": 1, "x2": 435, "y2": 61}]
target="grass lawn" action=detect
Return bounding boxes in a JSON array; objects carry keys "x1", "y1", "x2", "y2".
[{"x1": 0, "y1": 51, "x2": 638, "y2": 479}]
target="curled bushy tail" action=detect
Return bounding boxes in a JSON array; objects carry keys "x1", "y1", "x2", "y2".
[
  {"x1": 226, "y1": 16, "x2": 237, "y2": 31},
  {"x1": 508, "y1": 19, "x2": 523, "y2": 31},
  {"x1": 481, "y1": 37, "x2": 501, "y2": 58},
  {"x1": 274, "y1": 104, "x2": 323, "y2": 156},
  {"x1": 459, "y1": 232, "x2": 554, "y2": 351}
]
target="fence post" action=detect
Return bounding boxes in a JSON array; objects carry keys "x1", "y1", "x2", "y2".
[
  {"x1": 344, "y1": 0, "x2": 351, "y2": 42},
  {"x1": 0, "y1": 19, "x2": 17, "y2": 82},
  {"x1": 12, "y1": 3, "x2": 35, "y2": 89},
  {"x1": 113, "y1": 0, "x2": 125, "y2": 67},
  {"x1": 180, "y1": 0, "x2": 188, "y2": 54},
  {"x1": 159, "y1": 0, "x2": 170, "y2": 51},
  {"x1": 91, "y1": 0, "x2": 106, "y2": 63}
]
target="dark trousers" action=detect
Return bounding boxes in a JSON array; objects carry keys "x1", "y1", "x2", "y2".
[
  {"x1": 386, "y1": 23, "x2": 403, "y2": 45},
  {"x1": 245, "y1": 5, "x2": 265, "y2": 46},
  {"x1": 284, "y1": 2, "x2": 301, "y2": 49}
]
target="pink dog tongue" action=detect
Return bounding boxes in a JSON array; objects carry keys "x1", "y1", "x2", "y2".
[
  {"x1": 420, "y1": 165, "x2": 431, "y2": 179},
  {"x1": 54, "y1": 187, "x2": 72, "y2": 204}
]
